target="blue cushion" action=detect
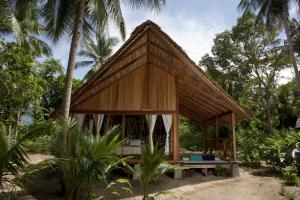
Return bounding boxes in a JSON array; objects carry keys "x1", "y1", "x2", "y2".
[
  {"x1": 202, "y1": 155, "x2": 215, "y2": 161},
  {"x1": 190, "y1": 154, "x2": 203, "y2": 161}
]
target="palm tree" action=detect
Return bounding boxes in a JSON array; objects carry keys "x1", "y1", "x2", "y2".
[
  {"x1": 41, "y1": 0, "x2": 166, "y2": 119},
  {"x1": 0, "y1": 0, "x2": 52, "y2": 57},
  {"x1": 238, "y1": 0, "x2": 300, "y2": 91},
  {"x1": 76, "y1": 34, "x2": 118, "y2": 81},
  {"x1": 238, "y1": 0, "x2": 300, "y2": 129},
  {"x1": 136, "y1": 146, "x2": 174, "y2": 200}
]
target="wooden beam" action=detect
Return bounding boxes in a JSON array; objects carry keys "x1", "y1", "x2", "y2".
[
  {"x1": 178, "y1": 98, "x2": 217, "y2": 118},
  {"x1": 204, "y1": 111, "x2": 233, "y2": 123},
  {"x1": 173, "y1": 78, "x2": 179, "y2": 161},
  {"x1": 173, "y1": 112, "x2": 179, "y2": 161},
  {"x1": 179, "y1": 104, "x2": 207, "y2": 123},
  {"x1": 70, "y1": 110, "x2": 176, "y2": 115},
  {"x1": 231, "y1": 112, "x2": 237, "y2": 162},
  {"x1": 177, "y1": 81, "x2": 229, "y2": 113},
  {"x1": 179, "y1": 94, "x2": 219, "y2": 116}
]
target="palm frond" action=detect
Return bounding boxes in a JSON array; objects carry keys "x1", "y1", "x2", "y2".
[
  {"x1": 41, "y1": 0, "x2": 78, "y2": 43},
  {"x1": 122, "y1": 0, "x2": 166, "y2": 12},
  {"x1": 75, "y1": 60, "x2": 95, "y2": 69},
  {"x1": 0, "y1": 120, "x2": 54, "y2": 186}
]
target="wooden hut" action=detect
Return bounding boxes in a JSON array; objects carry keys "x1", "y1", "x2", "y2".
[{"x1": 69, "y1": 20, "x2": 250, "y2": 174}]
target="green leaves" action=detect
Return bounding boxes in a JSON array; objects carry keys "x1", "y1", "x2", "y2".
[
  {"x1": 76, "y1": 34, "x2": 119, "y2": 81},
  {"x1": 0, "y1": 119, "x2": 53, "y2": 187},
  {"x1": 137, "y1": 146, "x2": 175, "y2": 200},
  {"x1": 179, "y1": 116, "x2": 204, "y2": 151},
  {"x1": 48, "y1": 117, "x2": 129, "y2": 199},
  {"x1": 0, "y1": 41, "x2": 45, "y2": 127}
]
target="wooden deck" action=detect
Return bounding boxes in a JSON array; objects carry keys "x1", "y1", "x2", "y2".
[{"x1": 176, "y1": 160, "x2": 231, "y2": 169}]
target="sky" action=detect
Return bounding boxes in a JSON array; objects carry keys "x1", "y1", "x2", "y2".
[{"x1": 36, "y1": 0, "x2": 298, "y2": 83}]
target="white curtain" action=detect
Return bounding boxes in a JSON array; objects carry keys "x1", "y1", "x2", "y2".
[
  {"x1": 94, "y1": 114, "x2": 104, "y2": 134},
  {"x1": 146, "y1": 115, "x2": 157, "y2": 153},
  {"x1": 75, "y1": 114, "x2": 85, "y2": 130},
  {"x1": 162, "y1": 115, "x2": 172, "y2": 155},
  {"x1": 89, "y1": 118, "x2": 94, "y2": 134}
]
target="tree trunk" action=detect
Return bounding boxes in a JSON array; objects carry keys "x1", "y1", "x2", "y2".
[
  {"x1": 282, "y1": 8, "x2": 300, "y2": 129},
  {"x1": 282, "y1": 11, "x2": 300, "y2": 91},
  {"x1": 61, "y1": 0, "x2": 85, "y2": 118},
  {"x1": 7, "y1": 125, "x2": 12, "y2": 145}
]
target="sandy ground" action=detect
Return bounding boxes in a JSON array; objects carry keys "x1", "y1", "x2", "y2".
[
  {"x1": 3, "y1": 154, "x2": 299, "y2": 200},
  {"x1": 27, "y1": 153, "x2": 53, "y2": 164},
  {"x1": 121, "y1": 167, "x2": 300, "y2": 200}
]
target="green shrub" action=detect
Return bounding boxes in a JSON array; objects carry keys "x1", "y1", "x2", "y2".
[
  {"x1": 283, "y1": 165, "x2": 300, "y2": 186},
  {"x1": 179, "y1": 117, "x2": 204, "y2": 151},
  {"x1": 238, "y1": 120, "x2": 266, "y2": 166},
  {"x1": 280, "y1": 187, "x2": 297, "y2": 200},
  {"x1": 215, "y1": 165, "x2": 228, "y2": 177},
  {"x1": 24, "y1": 135, "x2": 53, "y2": 153},
  {"x1": 260, "y1": 136, "x2": 286, "y2": 170}
]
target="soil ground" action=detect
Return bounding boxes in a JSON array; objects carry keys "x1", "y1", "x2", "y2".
[{"x1": 2, "y1": 154, "x2": 299, "y2": 200}]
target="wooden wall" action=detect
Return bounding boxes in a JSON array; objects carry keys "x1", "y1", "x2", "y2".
[{"x1": 73, "y1": 65, "x2": 176, "y2": 112}]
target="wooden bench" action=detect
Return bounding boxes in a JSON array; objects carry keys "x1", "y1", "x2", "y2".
[{"x1": 174, "y1": 160, "x2": 231, "y2": 178}]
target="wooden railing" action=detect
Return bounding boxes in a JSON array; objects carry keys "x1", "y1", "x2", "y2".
[{"x1": 206, "y1": 138, "x2": 233, "y2": 159}]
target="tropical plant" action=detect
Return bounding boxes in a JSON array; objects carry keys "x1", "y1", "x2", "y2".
[
  {"x1": 238, "y1": 120, "x2": 267, "y2": 166},
  {"x1": 136, "y1": 146, "x2": 174, "y2": 200},
  {"x1": 0, "y1": 41, "x2": 45, "y2": 143},
  {"x1": 238, "y1": 0, "x2": 300, "y2": 91},
  {"x1": 49, "y1": 117, "x2": 130, "y2": 200},
  {"x1": 0, "y1": 120, "x2": 52, "y2": 189},
  {"x1": 200, "y1": 12, "x2": 289, "y2": 134},
  {"x1": 179, "y1": 116, "x2": 204, "y2": 151},
  {"x1": 280, "y1": 187, "x2": 297, "y2": 200},
  {"x1": 215, "y1": 165, "x2": 228, "y2": 177},
  {"x1": 0, "y1": 0, "x2": 52, "y2": 57},
  {"x1": 41, "y1": 0, "x2": 166, "y2": 118},
  {"x1": 282, "y1": 164, "x2": 300, "y2": 186},
  {"x1": 76, "y1": 34, "x2": 118, "y2": 81},
  {"x1": 23, "y1": 135, "x2": 53, "y2": 153},
  {"x1": 37, "y1": 59, "x2": 83, "y2": 119}
]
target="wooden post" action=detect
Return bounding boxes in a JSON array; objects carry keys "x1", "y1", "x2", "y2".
[
  {"x1": 231, "y1": 112, "x2": 237, "y2": 162},
  {"x1": 173, "y1": 112, "x2": 179, "y2": 161},
  {"x1": 173, "y1": 77, "x2": 179, "y2": 161}
]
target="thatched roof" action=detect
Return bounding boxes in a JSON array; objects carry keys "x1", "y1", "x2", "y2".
[{"x1": 70, "y1": 20, "x2": 251, "y2": 126}]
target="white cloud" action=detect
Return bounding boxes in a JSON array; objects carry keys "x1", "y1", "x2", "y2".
[{"x1": 108, "y1": 6, "x2": 227, "y2": 64}]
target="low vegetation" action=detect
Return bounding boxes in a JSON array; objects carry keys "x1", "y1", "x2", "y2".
[
  {"x1": 280, "y1": 187, "x2": 297, "y2": 200},
  {"x1": 137, "y1": 146, "x2": 175, "y2": 200}
]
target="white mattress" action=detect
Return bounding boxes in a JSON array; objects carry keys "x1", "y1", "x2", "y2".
[{"x1": 118, "y1": 146, "x2": 142, "y2": 155}]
